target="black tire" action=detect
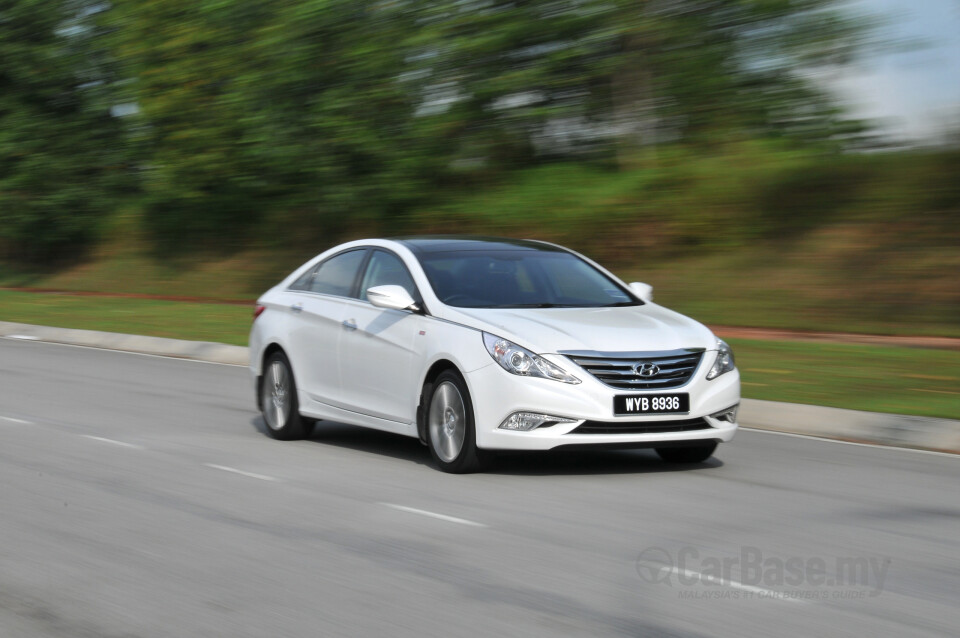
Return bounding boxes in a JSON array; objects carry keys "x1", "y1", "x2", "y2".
[
  {"x1": 260, "y1": 351, "x2": 314, "y2": 440},
  {"x1": 655, "y1": 443, "x2": 718, "y2": 464},
  {"x1": 424, "y1": 370, "x2": 485, "y2": 473}
]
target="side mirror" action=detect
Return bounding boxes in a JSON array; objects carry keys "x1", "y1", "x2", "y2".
[
  {"x1": 367, "y1": 285, "x2": 419, "y2": 312},
  {"x1": 629, "y1": 281, "x2": 653, "y2": 302}
]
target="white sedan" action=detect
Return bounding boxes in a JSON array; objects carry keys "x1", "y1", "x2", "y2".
[{"x1": 250, "y1": 237, "x2": 739, "y2": 472}]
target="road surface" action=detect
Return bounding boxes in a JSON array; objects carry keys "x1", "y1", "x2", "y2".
[{"x1": 1, "y1": 337, "x2": 957, "y2": 637}]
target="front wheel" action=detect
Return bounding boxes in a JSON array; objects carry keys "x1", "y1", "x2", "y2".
[
  {"x1": 425, "y1": 371, "x2": 485, "y2": 473},
  {"x1": 655, "y1": 443, "x2": 717, "y2": 464},
  {"x1": 260, "y1": 352, "x2": 314, "y2": 440}
]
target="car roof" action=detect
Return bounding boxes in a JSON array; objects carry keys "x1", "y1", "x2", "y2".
[{"x1": 393, "y1": 236, "x2": 566, "y2": 254}]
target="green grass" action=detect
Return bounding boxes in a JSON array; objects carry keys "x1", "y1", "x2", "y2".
[
  {"x1": 14, "y1": 238, "x2": 958, "y2": 338},
  {"x1": 0, "y1": 291, "x2": 252, "y2": 346},
  {"x1": 620, "y1": 244, "x2": 960, "y2": 338},
  {"x1": 425, "y1": 164, "x2": 653, "y2": 234},
  {"x1": 1, "y1": 290, "x2": 957, "y2": 419},
  {"x1": 0, "y1": 210, "x2": 291, "y2": 300},
  {"x1": 728, "y1": 338, "x2": 959, "y2": 419}
]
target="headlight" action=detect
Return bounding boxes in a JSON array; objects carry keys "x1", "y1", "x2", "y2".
[
  {"x1": 482, "y1": 333, "x2": 580, "y2": 384},
  {"x1": 706, "y1": 339, "x2": 735, "y2": 380}
]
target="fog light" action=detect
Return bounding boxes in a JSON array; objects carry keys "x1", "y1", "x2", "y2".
[
  {"x1": 710, "y1": 404, "x2": 739, "y2": 423},
  {"x1": 498, "y1": 412, "x2": 578, "y2": 431}
]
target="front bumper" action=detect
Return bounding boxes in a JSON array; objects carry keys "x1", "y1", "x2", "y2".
[{"x1": 465, "y1": 354, "x2": 740, "y2": 451}]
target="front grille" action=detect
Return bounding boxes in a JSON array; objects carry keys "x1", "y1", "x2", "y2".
[
  {"x1": 565, "y1": 349, "x2": 704, "y2": 390},
  {"x1": 570, "y1": 418, "x2": 710, "y2": 435}
]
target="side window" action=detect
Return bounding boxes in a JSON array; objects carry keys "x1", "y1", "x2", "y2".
[
  {"x1": 289, "y1": 264, "x2": 318, "y2": 291},
  {"x1": 359, "y1": 250, "x2": 418, "y2": 301},
  {"x1": 294, "y1": 249, "x2": 367, "y2": 298}
]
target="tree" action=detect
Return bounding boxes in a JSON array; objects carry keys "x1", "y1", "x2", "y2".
[
  {"x1": 107, "y1": 0, "x2": 886, "y2": 255},
  {"x1": 110, "y1": 0, "x2": 430, "y2": 251},
  {"x1": 0, "y1": 0, "x2": 127, "y2": 265},
  {"x1": 107, "y1": 0, "x2": 278, "y2": 253},
  {"x1": 402, "y1": 0, "x2": 881, "y2": 168}
]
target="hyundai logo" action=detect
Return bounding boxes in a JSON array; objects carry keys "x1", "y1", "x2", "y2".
[{"x1": 635, "y1": 363, "x2": 661, "y2": 378}]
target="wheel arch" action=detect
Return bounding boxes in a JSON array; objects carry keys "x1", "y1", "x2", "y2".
[
  {"x1": 416, "y1": 359, "x2": 462, "y2": 445},
  {"x1": 256, "y1": 343, "x2": 288, "y2": 411}
]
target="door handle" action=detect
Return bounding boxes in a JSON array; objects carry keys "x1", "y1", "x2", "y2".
[
  {"x1": 342, "y1": 319, "x2": 357, "y2": 331},
  {"x1": 290, "y1": 303, "x2": 303, "y2": 313}
]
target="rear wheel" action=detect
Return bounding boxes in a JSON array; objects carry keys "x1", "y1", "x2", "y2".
[
  {"x1": 425, "y1": 371, "x2": 484, "y2": 473},
  {"x1": 260, "y1": 352, "x2": 314, "y2": 440},
  {"x1": 655, "y1": 443, "x2": 717, "y2": 464}
]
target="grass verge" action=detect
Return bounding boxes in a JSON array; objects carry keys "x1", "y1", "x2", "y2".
[
  {"x1": 727, "y1": 338, "x2": 959, "y2": 420},
  {"x1": 0, "y1": 290, "x2": 252, "y2": 346},
  {"x1": 2, "y1": 290, "x2": 958, "y2": 419}
]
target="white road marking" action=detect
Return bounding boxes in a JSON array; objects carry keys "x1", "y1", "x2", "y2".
[
  {"x1": 0, "y1": 416, "x2": 33, "y2": 424},
  {"x1": 380, "y1": 503, "x2": 487, "y2": 528},
  {"x1": 4, "y1": 335, "x2": 39, "y2": 340},
  {"x1": 654, "y1": 566, "x2": 809, "y2": 604},
  {"x1": 741, "y1": 427, "x2": 958, "y2": 458},
  {"x1": 80, "y1": 435, "x2": 144, "y2": 450},
  {"x1": 204, "y1": 464, "x2": 279, "y2": 482}
]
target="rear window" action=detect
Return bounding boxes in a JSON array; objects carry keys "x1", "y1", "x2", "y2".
[{"x1": 290, "y1": 249, "x2": 367, "y2": 297}]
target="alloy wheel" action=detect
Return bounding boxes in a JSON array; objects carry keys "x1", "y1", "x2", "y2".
[{"x1": 428, "y1": 381, "x2": 466, "y2": 462}]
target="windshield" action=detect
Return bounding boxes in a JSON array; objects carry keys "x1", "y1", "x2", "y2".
[{"x1": 418, "y1": 250, "x2": 640, "y2": 308}]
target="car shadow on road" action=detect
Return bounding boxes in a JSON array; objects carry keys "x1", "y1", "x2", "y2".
[
  {"x1": 487, "y1": 449, "x2": 723, "y2": 476},
  {"x1": 250, "y1": 417, "x2": 432, "y2": 468},
  {"x1": 250, "y1": 417, "x2": 724, "y2": 475}
]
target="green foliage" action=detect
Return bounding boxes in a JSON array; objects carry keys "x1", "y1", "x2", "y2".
[
  {"x1": 0, "y1": 0, "x2": 127, "y2": 265},
  {"x1": 102, "y1": 0, "x2": 887, "y2": 255},
  {"x1": 400, "y1": 0, "x2": 878, "y2": 170},
  {"x1": 18, "y1": 145, "x2": 957, "y2": 340},
  {"x1": 107, "y1": 0, "x2": 274, "y2": 253},
  {"x1": 0, "y1": 0, "x2": 920, "y2": 265},
  {"x1": 108, "y1": 0, "x2": 427, "y2": 253}
]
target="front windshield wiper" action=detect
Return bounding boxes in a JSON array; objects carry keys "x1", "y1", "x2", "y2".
[{"x1": 490, "y1": 303, "x2": 561, "y2": 308}]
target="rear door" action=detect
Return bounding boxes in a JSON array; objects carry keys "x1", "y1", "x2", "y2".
[{"x1": 285, "y1": 248, "x2": 368, "y2": 409}]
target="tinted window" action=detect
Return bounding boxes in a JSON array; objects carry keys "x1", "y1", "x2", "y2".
[
  {"x1": 418, "y1": 250, "x2": 637, "y2": 308},
  {"x1": 289, "y1": 266, "x2": 316, "y2": 291},
  {"x1": 359, "y1": 250, "x2": 418, "y2": 301},
  {"x1": 292, "y1": 249, "x2": 367, "y2": 297}
]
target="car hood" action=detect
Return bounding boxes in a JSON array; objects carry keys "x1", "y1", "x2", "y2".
[{"x1": 443, "y1": 303, "x2": 717, "y2": 354}]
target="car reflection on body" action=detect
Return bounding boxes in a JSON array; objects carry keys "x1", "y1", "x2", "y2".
[{"x1": 250, "y1": 237, "x2": 739, "y2": 472}]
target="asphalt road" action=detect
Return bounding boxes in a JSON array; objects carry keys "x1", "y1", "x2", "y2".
[{"x1": 1, "y1": 337, "x2": 957, "y2": 637}]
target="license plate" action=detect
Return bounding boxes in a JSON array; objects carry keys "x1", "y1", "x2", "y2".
[{"x1": 614, "y1": 393, "x2": 689, "y2": 416}]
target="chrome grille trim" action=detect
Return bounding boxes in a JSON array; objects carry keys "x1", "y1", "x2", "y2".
[{"x1": 563, "y1": 348, "x2": 705, "y2": 390}]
